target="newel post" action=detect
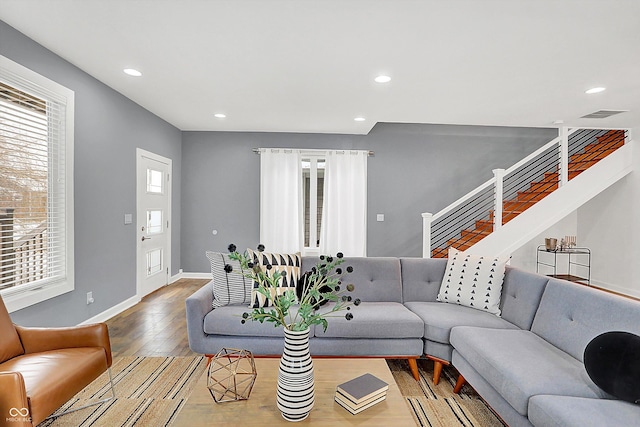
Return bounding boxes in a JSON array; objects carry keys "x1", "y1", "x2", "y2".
[
  {"x1": 559, "y1": 126, "x2": 569, "y2": 186},
  {"x1": 492, "y1": 169, "x2": 505, "y2": 230},
  {"x1": 422, "y1": 212, "x2": 433, "y2": 258}
]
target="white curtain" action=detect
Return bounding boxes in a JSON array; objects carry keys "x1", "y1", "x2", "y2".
[
  {"x1": 260, "y1": 149, "x2": 303, "y2": 253},
  {"x1": 320, "y1": 150, "x2": 368, "y2": 257}
]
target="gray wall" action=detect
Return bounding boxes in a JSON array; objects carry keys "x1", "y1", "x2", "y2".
[
  {"x1": 182, "y1": 123, "x2": 556, "y2": 272},
  {"x1": 0, "y1": 20, "x2": 558, "y2": 325},
  {"x1": 1, "y1": 21, "x2": 182, "y2": 326}
]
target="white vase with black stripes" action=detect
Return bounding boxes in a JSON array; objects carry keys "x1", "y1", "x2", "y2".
[{"x1": 276, "y1": 327, "x2": 315, "y2": 422}]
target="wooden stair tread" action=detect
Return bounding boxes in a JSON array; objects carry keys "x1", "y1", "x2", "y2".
[
  {"x1": 503, "y1": 200, "x2": 536, "y2": 210},
  {"x1": 474, "y1": 219, "x2": 493, "y2": 232},
  {"x1": 585, "y1": 140, "x2": 624, "y2": 152},
  {"x1": 461, "y1": 229, "x2": 491, "y2": 239},
  {"x1": 571, "y1": 148, "x2": 618, "y2": 163},
  {"x1": 516, "y1": 190, "x2": 552, "y2": 202}
]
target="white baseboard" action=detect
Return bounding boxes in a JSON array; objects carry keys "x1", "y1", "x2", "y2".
[
  {"x1": 78, "y1": 272, "x2": 211, "y2": 326},
  {"x1": 180, "y1": 272, "x2": 213, "y2": 280},
  {"x1": 170, "y1": 269, "x2": 213, "y2": 283},
  {"x1": 170, "y1": 271, "x2": 183, "y2": 284},
  {"x1": 590, "y1": 279, "x2": 640, "y2": 300},
  {"x1": 79, "y1": 295, "x2": 141, "y2": 325}
]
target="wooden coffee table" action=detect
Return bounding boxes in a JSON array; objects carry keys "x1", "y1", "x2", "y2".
[{"x1": 173, "y1": 358, "x2": 417, "y2": 426}]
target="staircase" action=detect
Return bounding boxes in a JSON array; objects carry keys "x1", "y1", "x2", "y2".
[{"x1": 424, "y1": 129, "x2": 631, "y2": 258}]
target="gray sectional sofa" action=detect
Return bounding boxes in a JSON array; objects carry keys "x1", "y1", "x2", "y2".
[
  {"x1": 186, "y1": 255, "x2": 640, "y2": 426},
  {"x1": 451, "y1": 277, "x2": 640, "y2": 427},
  {"x1": 186, "y1": 257, "x2": 427, "y2": 380}
]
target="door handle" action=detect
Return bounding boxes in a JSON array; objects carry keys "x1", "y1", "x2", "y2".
[{"x1": 142, "y1": 236, "x2": 151, "y2": 241}]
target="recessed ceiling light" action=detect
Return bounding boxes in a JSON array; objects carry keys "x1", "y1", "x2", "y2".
[
  {"x1": 214, "y1": 113, "x2": 226, "y2": 119},
  {"x1": 374, "y1": 75, "x2": 391, "y2": 83},
  {"x1": 354, "y1": 117, "x2": 366, "y2": 122},
  {"x1": 585, "y1": 87, "x2": 606, "y2": 94},
  {"x1": 123, "y1": 68, "x2": 142, "y2": 77}
]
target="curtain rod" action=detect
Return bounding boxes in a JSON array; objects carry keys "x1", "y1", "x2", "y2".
[{"x1": 252, "y1": 148, "x2": 374, "y2": 156}]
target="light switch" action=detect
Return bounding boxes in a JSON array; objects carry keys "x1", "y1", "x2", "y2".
[
  {"x1": 376, "y1": 214, "x2": 385, "y2": 222},
  {"x1": 124, "y1": 214, "x2": 132, "y2": 225}
]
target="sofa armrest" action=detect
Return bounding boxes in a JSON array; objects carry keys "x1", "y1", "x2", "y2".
[
  {"x1": 15, "y1": 323, "x2": 112, "y2": 367},
  {"x1": 185, "y1": 282, "x2": 214, "y2": 354},
  {"x1": 0, "y1": 371, "x2": 31, "y2": 427}
]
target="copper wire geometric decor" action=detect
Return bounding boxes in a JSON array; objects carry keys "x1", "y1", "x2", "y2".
[{"x1": 207, "y1": 348, "x2": 257, "y2": 403}]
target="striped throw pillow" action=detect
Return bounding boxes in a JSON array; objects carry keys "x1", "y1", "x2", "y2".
[
  {"x1": 247, "y1": 249, "x2": 301, "y2": 308},
  {"x1": 206, "y1": 251, "x2": 253, "y2": 308}
]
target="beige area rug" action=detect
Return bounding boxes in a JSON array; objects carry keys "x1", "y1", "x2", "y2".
[
  {"x1": 387, "y1": 359, "x2": 506, "y2": 427},
  {"x1": 39, "y1": 356, "x2": 207, "y2": 427},
  {"x1": 40, "y1": 356, "x2": 503, "y2": 427}
]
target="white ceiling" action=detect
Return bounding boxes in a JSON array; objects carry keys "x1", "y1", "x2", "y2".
[{"x1": 1, "y1": 0, "x2": 639, "y2": 135}]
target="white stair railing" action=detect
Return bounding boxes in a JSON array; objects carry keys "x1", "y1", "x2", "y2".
[{"x1": 422, "y1": 127, "x2": 628, "y2": 258}]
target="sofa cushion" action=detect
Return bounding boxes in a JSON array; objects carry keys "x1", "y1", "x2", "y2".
[
  {"x1": 314, "y1": 302, "x2": 423, "y2": 339},
  {"x1": 0, "y1": 296, "x2": 24, "y2": 363},
  {"x1": 404, "y1": 301, "x2": 517, "y2": 345},
  {"x1": 400, "y1": 257, "x2": 448, "y2": 303},
  {"x1": 528, "y1": 395, "x2": 640, "y2": 427},
  {"x1": 247, "y1": 249, "x2": 301, "y2": 308},
  {"x1": 424, "y1": 340, "x2": 455, "y2": 362},
  {"x1": 499, "y1": 266, "x2": 549, "y2": 330},
  {"x1": 450, "y1": 326, "x2": 607, "y2": 416},
  {"x1": 331, "y1": 257, "x2": 403, "y2": 303},
  {"x1": 206, "y1": 251, "x2": 253, "y2": 308},
  {"x1": 203, "y1": 304, "x2": 313, "y2": 338},
  {"x1": 531, "y1": 278, "x2": 640, "y2": 362},
  {"x1": 437, "y1": 248, "x2": 508, "y2": 315}
]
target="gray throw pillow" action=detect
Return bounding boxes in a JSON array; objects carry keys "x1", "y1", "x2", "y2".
[{"x1": 206, "y1": 251, "x2": 253, "y2": 308}]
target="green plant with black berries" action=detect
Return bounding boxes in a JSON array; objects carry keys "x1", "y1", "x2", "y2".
[{"x1": 225, "y1": 244, "x2": 360, "y2": 332}]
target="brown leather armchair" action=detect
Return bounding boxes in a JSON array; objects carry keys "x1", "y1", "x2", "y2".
[{"x1": 0, "y1": 296, "x2": 114, "y2": 426}]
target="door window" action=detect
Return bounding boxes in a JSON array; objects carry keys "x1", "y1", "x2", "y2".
[
  {"x1": 147, "y1": 210, "x2": 163, "y2": 234},
  {"x1": 147, "y1": 169, "x2": 163, "y2": 194},
  {"x1": 146, "y1": 248, "x2": 163, "y2": 276}
]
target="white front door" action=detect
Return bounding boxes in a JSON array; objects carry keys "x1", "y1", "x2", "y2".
[{"x1": 136, "y1": 148, "x2": 172, "y2": 298}]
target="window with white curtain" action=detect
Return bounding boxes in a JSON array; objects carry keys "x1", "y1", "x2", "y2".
[
  {"x1": 259, "y1": 149, "x2": 303, "y2": 254},
  {"x1": 0, "y1": 55, "x2": 75, "y2": 312},
  {"x1": 319, "y1": 150, "x2": 367, "y2": 257},
  {"x1": 260, "y1": 149, "x2": 367, "y2": 257}
]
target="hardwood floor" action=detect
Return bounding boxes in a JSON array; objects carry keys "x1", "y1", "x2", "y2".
[{"x1": 105, "y1": 278, "x2": 209, "y2": 357}]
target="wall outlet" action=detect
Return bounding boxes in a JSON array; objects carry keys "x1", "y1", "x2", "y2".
[{"x1": 86, "y1": 291, "x2": 94, "y2": 304}]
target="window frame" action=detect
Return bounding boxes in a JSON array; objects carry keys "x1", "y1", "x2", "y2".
[
  {"x1": 301, "y1": 152, "x2": 325, "y2": 256},
  {"x1": 0, "y1": 55, "x2": 75, "y2": 313}
]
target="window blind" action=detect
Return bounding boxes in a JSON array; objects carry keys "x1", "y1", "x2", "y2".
[{"x1": 0, "y1": 72, "x2": 69, "y2": 293}]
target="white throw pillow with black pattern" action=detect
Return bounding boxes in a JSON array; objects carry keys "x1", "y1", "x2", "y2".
[
  {"x1": 206, "y1": 251, "x2": 253, "y2": 308},
  {"x1": 437, "y1": 247, "x2": 509, "y2": 316},
  {"x1": 246, "y1": 248, "x2": 301, "y2": 308}
]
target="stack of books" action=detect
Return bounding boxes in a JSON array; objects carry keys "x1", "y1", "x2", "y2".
[{"x1": 334, "y1": 373, "x2": 389, "y2": 415}]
